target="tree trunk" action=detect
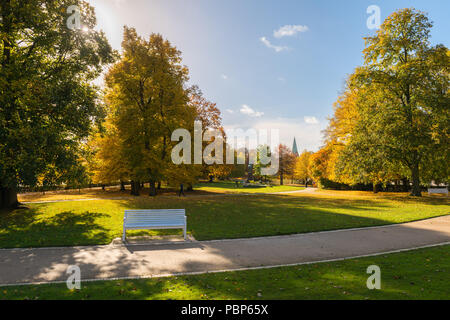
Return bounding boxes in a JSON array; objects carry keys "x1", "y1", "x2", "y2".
[
  {"x1": 149, "y1": 181, "x2": 156, "y2": 196},
  {"x1": 0, "y1": 186, "x2": 19, "y2": 209},
  {"x1": 402, "y1": 178, "x2": 409, "y2": 193},
  {"x1": 373, "y1": 183, "x2": 379, "y2": 194},
  {"x1": 187, "y1": 183, "x2": 193, "y2": 191},
  {"x1": 410, "y1": 162, "x2": 422, "y2": 197},
  {"x1": 120, "y1": 181, "x2": 125, "y2": 191},
  {"x1": 130, "y1": 180, "x2": 140, "y2": 196},
  {"x1": 280, "y1": 172, "x2": 284, "y2": 185},
  {"x1": 157, "y1": 181, "x2": 161, "y2": 190}
]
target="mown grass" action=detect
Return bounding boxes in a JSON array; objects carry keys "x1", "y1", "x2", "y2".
[
  {"x1": 1, "y1": 245, "x2": 448, "y2": 300},
  {"x1": 193, "y1": 181, "x2": 304, "y2": 194},
  {"x1": 0, "y1": 190, "x2": 448, "y2": 248},
  {"x1": 17, "y1": 182, "x2": 304, "y2": 203}
]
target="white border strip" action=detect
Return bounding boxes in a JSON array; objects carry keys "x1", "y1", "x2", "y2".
[{"x1": 1, "y1": 242, "x2": 448, "y2": 288}]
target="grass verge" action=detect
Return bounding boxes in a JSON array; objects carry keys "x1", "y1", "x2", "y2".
[
  {"x1": 1, "y1": 245, "x2": 448, "y2": 300},
  {"x1": 193, "y1": 181, "x2": 304, "y2": 194}
]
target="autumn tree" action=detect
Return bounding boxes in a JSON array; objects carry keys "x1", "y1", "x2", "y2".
[
  {"x1": 0, "y1": 0, "x2": 115, "y2": 208},
  {"x1": 346, "y1": 8, "x2": 449, "y2": 196},
  {"x1": 277, "y1": 144, "x2": 296, "y2": 185},
  {"x1": 88, "y1": 120, "x2": 130, "y2": 189},
  {"x1": 309, "y1": 145, "x2": 333, "y2": 184},
  {"x1": 294, "y1": 150, "x2": 313, "y2": 184},
  {"x1": 324, "y1": 85, "x2": 398, "y2": 191},
  {"x1": 103, "y1": 27, "x2": 198, "y2": 196},
  {"x1": 335, "y1": 86, "x2": 410, "y2": 192},
  {"x1": 189, "y1": 88, "x2": 229, "y2": 183},
  {"x1": 313, "y1": 9, "x2": 449, "y2": 194}
]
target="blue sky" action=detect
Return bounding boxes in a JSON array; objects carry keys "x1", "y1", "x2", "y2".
[{"x1": 89, "y1": 0, "x2": 450, "y2": 151}]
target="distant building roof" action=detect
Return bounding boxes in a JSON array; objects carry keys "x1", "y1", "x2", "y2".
[{"x1": 292, "y1": 137, "x2": 299, "y2": 156}]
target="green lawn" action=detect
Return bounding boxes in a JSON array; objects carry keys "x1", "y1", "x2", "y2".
[
  {"x1": 0, "y1": 192, "x2": 448, "y2": 248},
  {"x1": 1, "y1": 245, "x2": 448, "y2": 300},
  {"x1": 194, "y1": 181, "x2": 304, "y2": 193}
]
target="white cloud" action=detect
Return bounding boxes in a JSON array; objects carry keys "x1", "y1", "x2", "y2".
[
  {"x1": 274, "y1": 25, "x2": 309, "y2": 38},
  {"x1": 221, "y1": 74, "x2": 228, "y2": 80},
  {"x1": 223, "y1": 117, "x2": 326, "y2": 152},
  {"x1": 304, "y1": 116, "x2": 319, "y2": 124},
  {"x1": 277, "y1": 76, "x2": 286, "y2": 82},
  {"x1": 225, "y1": 109, "x2": 234, "y2": 114},
  {"x1": 260, "y1": 37, "x2": 289, "y2": 52},
  {"x1": 240, "y1": 104, "x2": 264, "y2": 117},
  {"x1": 113, "y1": 0, "x2": 127, "y2": 7}
]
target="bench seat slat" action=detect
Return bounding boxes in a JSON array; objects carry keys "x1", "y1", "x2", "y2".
[
  {"x1": 125, "y1": 210, "x2": 185, "y2": 213},
  {"x1": 125, "y1": 218, "x2": 185, "y2": 222},
  {"x1": 125, "y1": 225, "x2": 184, "y2": 228},
  {"x1": 125, "y1": 218, "x2": 185, "y2": 221},
  {"x1": 126, "y1": 215, "x2": 185, "y2": 218},
  {"x1": 126, "y1": 220, "x2": 183, "y2": 222},
  {"x1": 125, "y1": 225, "x2": 185, "y2": 228},
  {"x1": 125, "y1": 222, "x2": 185, "y2": 226}
]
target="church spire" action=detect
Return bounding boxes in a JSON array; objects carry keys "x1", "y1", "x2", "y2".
[{"x1": 292, "y1": 137, "x2": 299, "y2": 156}]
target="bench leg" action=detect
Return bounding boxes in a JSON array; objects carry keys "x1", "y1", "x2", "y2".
[
  {"x1": 122, "y1": 228, "x2": 126, "y2": 242},
  {"x1": 183, "y1": 227, "x2": 187, "y2": 241}
]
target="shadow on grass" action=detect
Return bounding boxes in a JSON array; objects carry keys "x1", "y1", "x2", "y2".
[{"x1": 0, "y1": 209, "x2": 111, "y2": 248}]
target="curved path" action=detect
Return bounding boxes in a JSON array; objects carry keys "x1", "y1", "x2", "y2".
[{"x1": 0, "y1": 215, "x2": 449, "y2": 286}]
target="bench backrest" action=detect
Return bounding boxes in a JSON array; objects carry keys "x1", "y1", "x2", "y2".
[{"x1": 124, "y1": 209, "x2": 186, "y2": 226}]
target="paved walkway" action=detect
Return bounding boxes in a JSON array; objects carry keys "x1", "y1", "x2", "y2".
[{"x1": 0, "y1": 216, "x2": 449, "y2": 286}]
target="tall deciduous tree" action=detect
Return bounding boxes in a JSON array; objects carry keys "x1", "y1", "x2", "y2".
[
  {"x1": 348, "y1": 8, "x2": 449, "y2": 196},
  {"x1": 88, "y1": 119, "x2": 130, "y2": 187},
  {"x1": 294, "y1": 150, "x2": 313, "y2": 184},
  {"x1": 190, "y1": 88, "x2": 230, "y2": 183},
  {"x1": 0, "y1": 0, "x2": 115, "y2": 208},
  {"x1": 104, "y1": 27, "x2": 196, "y2": 196},
  {"x1": 277, "y1": 144, "x2": 296, "y2": 185}
]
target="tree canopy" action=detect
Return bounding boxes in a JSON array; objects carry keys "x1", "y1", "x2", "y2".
[
  {"x1": 309, "y1": 8, "x2": 449, "y2": 195},
  {"x1": 0, "y1": 0, "x2": 115, "y2": 208}
]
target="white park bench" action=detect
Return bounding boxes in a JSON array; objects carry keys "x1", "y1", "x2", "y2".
[
  {"x1": 428, "y1": 188, "x2": 448, "y2": 196},
  {"x1": 122, "y1": 209, "x2": 187, "y2": 242}
]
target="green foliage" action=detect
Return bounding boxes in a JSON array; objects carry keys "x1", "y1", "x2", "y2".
[
  {"x1": 253, "y1": 144, "x2": 271, "y2": 180},
  {"x1": 0, "y1": 1, "x2": 116, "y2": 195},
  {"x1": 327, "y1": 8, "x2": 449, "y2": 195},
  {"x1": 318, "y1": 178, "x2": 350, "y2": 190}
]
